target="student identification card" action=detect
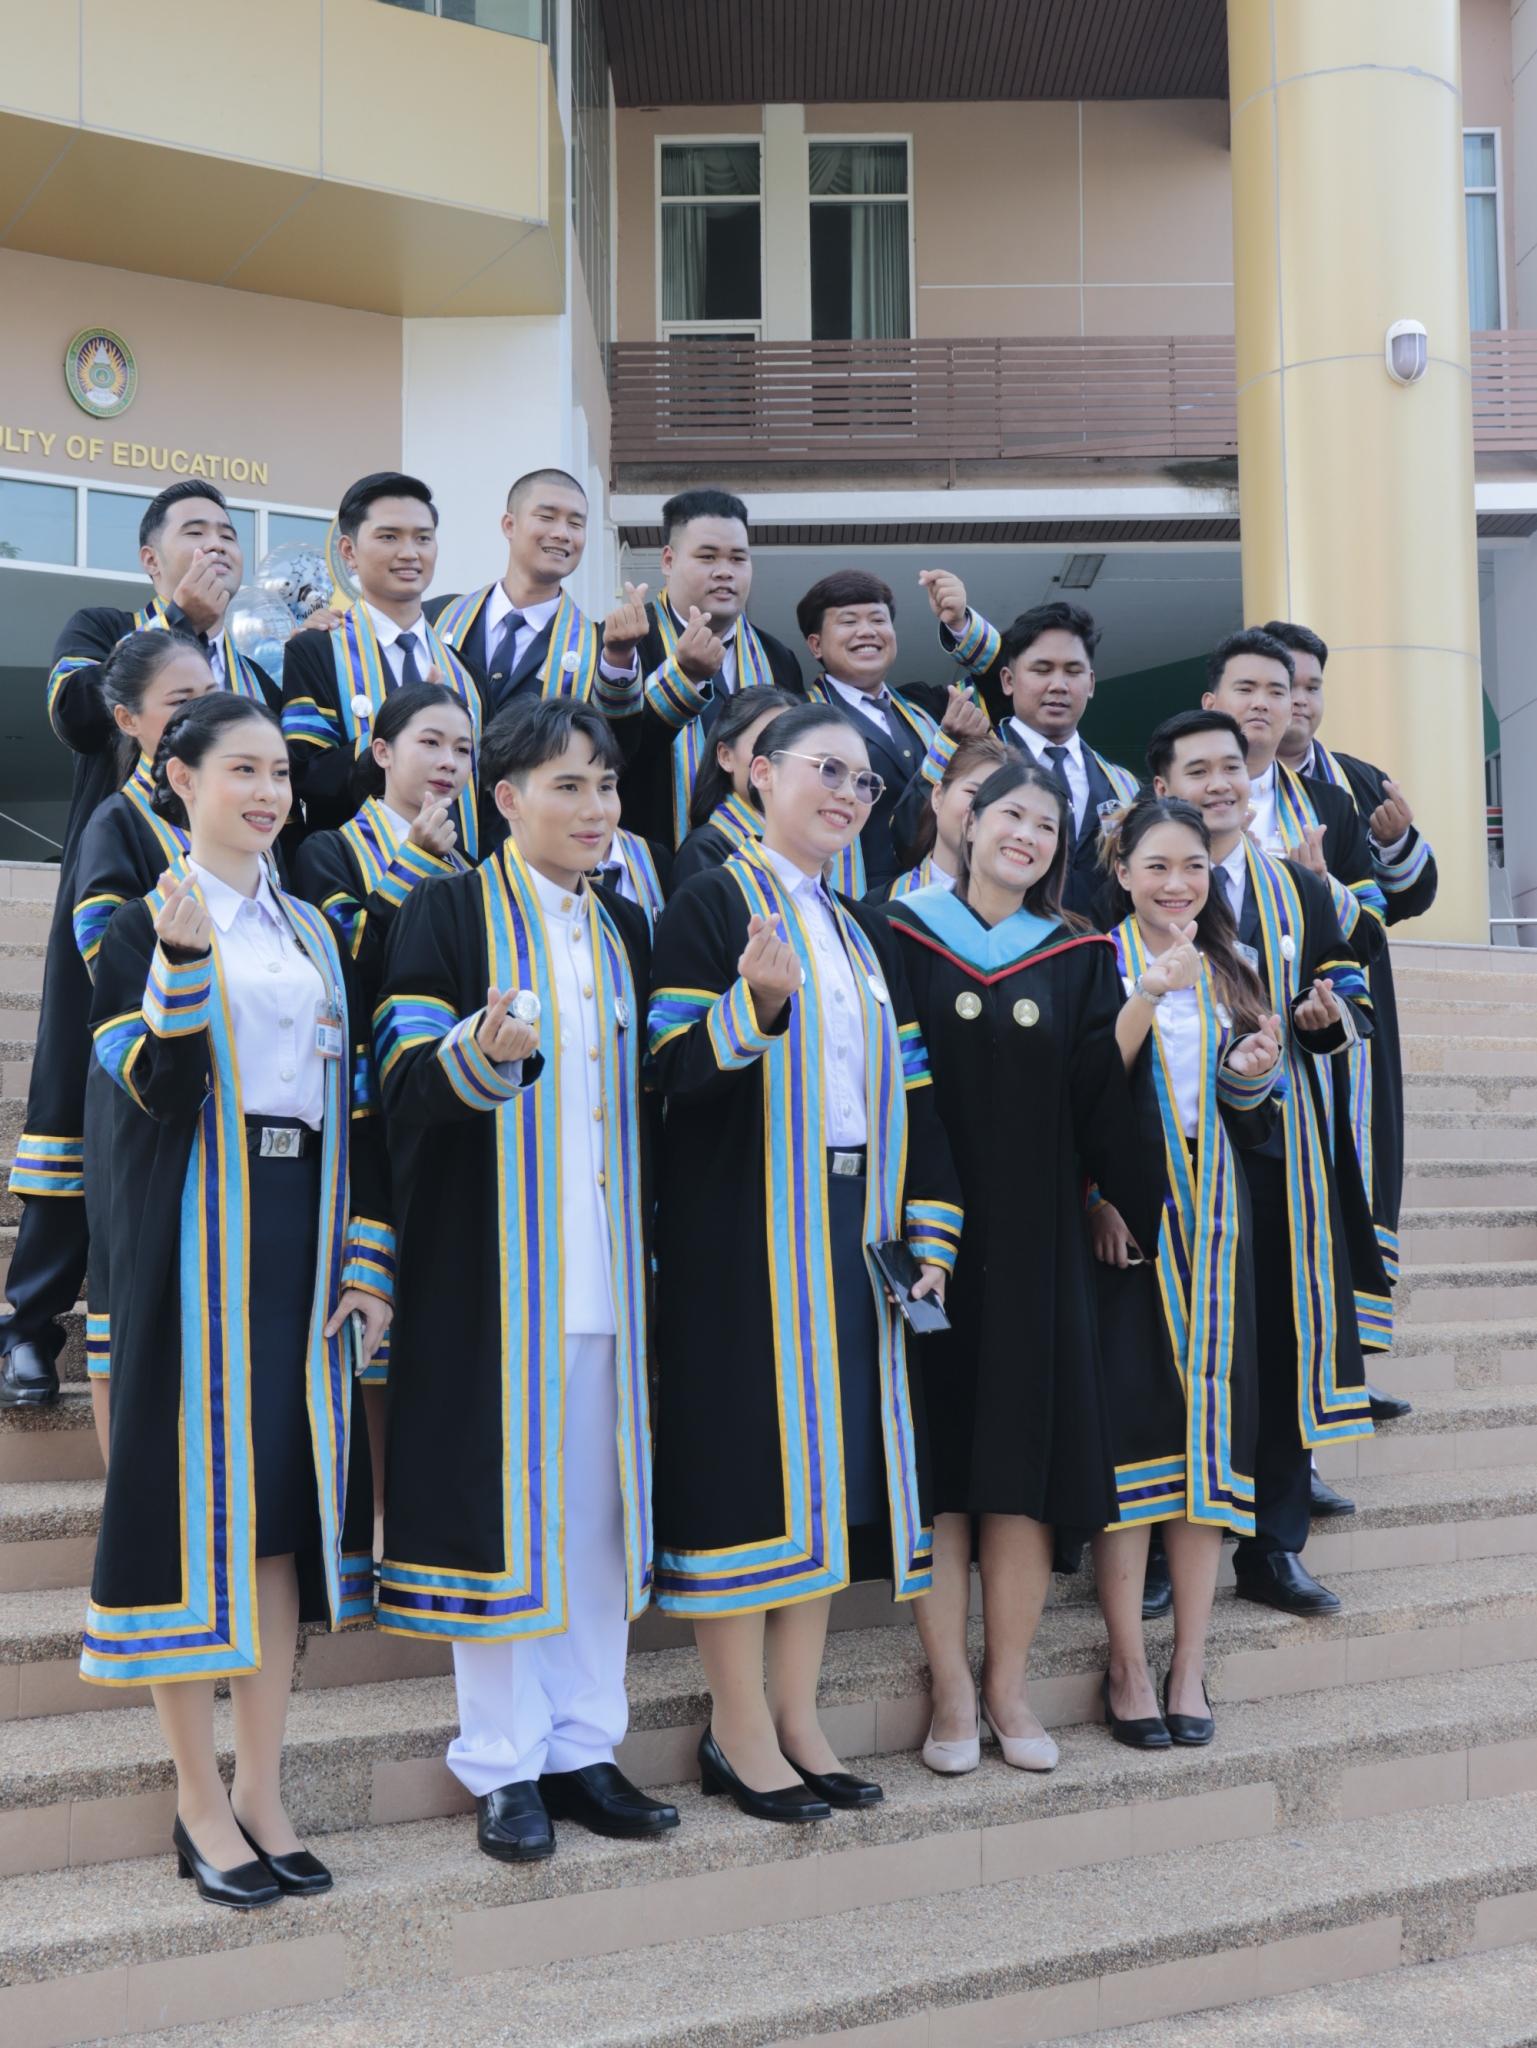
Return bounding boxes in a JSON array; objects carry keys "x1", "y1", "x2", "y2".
[{"x1": 315, "y1": 1000, "x2": 345, "y2": 1060}]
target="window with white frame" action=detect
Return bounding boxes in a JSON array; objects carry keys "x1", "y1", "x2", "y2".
[
  {"x1": 809, "y1": 139, "x2": 912, "y2": 341},
  {"x1": 0, "y1": 473, "x2": 329, "y2": 578},
  {"x1": 1464, "y1": 129, "x2": 1505, "y2": 331},
  {"x1": 658, "y1": 141, "x2": 763, "y2": 337}
]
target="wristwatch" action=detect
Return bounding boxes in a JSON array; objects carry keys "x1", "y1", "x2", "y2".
[{"x1": 509, "y1": 990, "x2": 542, "y2": 1026}]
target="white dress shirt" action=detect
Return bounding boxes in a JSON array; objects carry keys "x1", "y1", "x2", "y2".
[
  {"x1": 364, "y1": 602, "x2": 432, "y2": 685},
  {"x1": 1215, "y1": 840, "x2": 1250, "y2": 929},
  {"x1": 525, "y1": 865, "x2": 617, "y2": 1336},
  {"x1": 1154, "y1": 984, "x2": 1203, "y2": 1140},
  {"x1": 1010, "y1": 720, "x2": 1088, "y2": 832},
  {"x1": 486, "y1": 582, "x2": 638, "y2": 685},
  {"x1": 927, "y1": 851, "x2": 957, "y2": 893},
  {"x1": 759, "y1": 845, "x2": 868, "y2": 1146},
  {"x1": 825, "y1": 672, "x2": 900, "y2": 745},
  {"x1": 1247, "y1": 761, "x2": 1284, "y2": 854},
  {"x1": 192, "y1": 862, "x2": 328, "y2": 1130}
]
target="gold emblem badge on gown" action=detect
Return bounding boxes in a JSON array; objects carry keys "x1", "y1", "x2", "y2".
[
  {"x1": 955, "y1": 991, "x2": 982, "y2": 1020},
  {"x1": 1013, "y1": 998, "x2": 1040, "y2": 1028}
]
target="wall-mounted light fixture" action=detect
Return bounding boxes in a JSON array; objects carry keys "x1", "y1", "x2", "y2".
[
  {"x1": 1385, "y1": 320, "x2": 1429, "y2": 385},
  {"x1": 1059, "y1": 554, "x2": 1106, "y2": 589}
]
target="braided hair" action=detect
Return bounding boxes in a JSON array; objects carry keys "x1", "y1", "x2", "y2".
[
  {"x1": 97, "y1": 629, "x2": 213, "y2": 789},
  {"x1": 150, "y1": 695, "x2": 282, "y2": 827}
]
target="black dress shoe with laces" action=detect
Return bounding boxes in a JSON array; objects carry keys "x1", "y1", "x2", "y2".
[
  {"x1": 539, "y1": 1764, "x2": 680, "y2": 1839},
  {"x1": 0, "y1": 1339, "x2": 59, "y2": 1408},
  {"x1": 1368, "y1": 1383, "x2": 1413, "y2": 1423},
  {"x1": 476, "y1": 1781, "x2": 555, "y2": 1862},
  {"x1": 1234, "y1": 1551, "x2": 1341, "y2": 1616},
  {"x1": 1141, "y1": 1540, "x2": 1173, "y2": 1620},
  {"x1": 1309, "y1": 1469, "x2": 1357, "y2": 1517}
]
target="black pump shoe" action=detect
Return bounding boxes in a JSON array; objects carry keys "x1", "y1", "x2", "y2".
[
  {"x1": 783, "y1": 1755, "x2": 884, "y2": 1808},
  {"x1": 698, "y1": 1729, "x2": 831, "y2": 1823},
  {"x1": 172, "y1": 1815, "x2": 281, "y2": 1910},
  {"x1": 1100, "y1": 1673, "x2": 1172, "y2": 1750},
  {"x1": 235, "y1": 1818, "x2": 333, "y2": 1895},
  {"x1": 476, "y1": 1782, "x2": 555, "y2": 1863},
  {"x1": 1161, "y1": 1673, "x2": 1216, "y2": 1747},
  {"x1": 540, "y1": 1764, "x2": 680, "y2": 1839}
]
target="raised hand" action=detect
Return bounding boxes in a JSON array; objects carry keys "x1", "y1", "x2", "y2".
[
  {"x1": 675, "y1": 605, "x2": 728, "y2": 683},
  {"x1": 1226, "y1": 1011, "x2": 1284, "y2": 1076},
  {"x1": 152, "y1": 870, "x2": 212, "y2": 957},
  {"x1": 602, "y1": 581, "x2": 651, "y2": 664},
  {"x1": 475, "y1": 987, "x2": 540, "y2": 1065},
  {"x1": 737, "y1": 913, "x2": 802, "y2": 1028},
  {"x1": 1288, "y1": 821, "x2": 1329, "y2": 878},
  {"x1": 940, "y1": 684, "x2": 992, "y2": 740},
  {"x1": 918, "y1": 567, "x2": 969, "y2": 630},
  {"x1": 1370, "y1": 777, "x2": 1414, "y2": 845},
  {"x1": 1138, "y1": 921, "x2": 1202, "y2": 999},
  {"x1": 170, "y1": 549, "x2": 232, "y2": 635},
  {"x1": 408, "y1": 798, "x2": 457, "y2": 859},
  {"x1": 1293, "y1": 977, "x2": 1342, "y2": 1033}
]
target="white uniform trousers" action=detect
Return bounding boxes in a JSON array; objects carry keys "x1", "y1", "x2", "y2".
[{"x1": 446, "y1": 1334, "x2": 630, "y2": 1795}]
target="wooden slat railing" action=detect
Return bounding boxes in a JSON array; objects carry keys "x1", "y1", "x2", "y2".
[{"x1": 609, "y1": 331, "x2": 1537, "y2": 470}]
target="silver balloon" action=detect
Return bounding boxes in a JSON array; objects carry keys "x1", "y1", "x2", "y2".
[
  {"x1": 226, "y1": 585, "x2": 295, "y2": 685},
  {"x1": 254, "y1": 542, "x2": 336, "y2": 623}
]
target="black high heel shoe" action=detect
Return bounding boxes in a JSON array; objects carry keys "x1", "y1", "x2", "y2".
[
  {"x1": 236, "y1": 1817, "x2": 334, "y2": 1895},
  {"x1": 783, "y1": 1755, "x2": 884, "y2": 1808},
  {"x1": 698, "y1": 1729, "x2": 832, "y2": 1823},
  {"x1": 1162, "y1": 1672, "x2": 1216, "y2": 1747},
  {"x1": 171, "y1": 1815, "x2": 281, "y2": 1910},
  {"x1": 1100, "y1": 1673, "x2": 1172, "y2": 1750}
]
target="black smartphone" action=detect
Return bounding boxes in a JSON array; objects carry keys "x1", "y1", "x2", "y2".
[{"x1": 869, "y1": 1239, "x2": 952, "y2": 1334}]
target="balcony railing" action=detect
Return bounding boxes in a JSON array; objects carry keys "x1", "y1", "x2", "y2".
[{"x1": 609, "y1": 331, "x2": 1537, "y2": 473}]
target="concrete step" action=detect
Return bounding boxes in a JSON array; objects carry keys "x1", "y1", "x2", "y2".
[
  {"x1": 1398, "y1": 1261, "x2": 1537, "y2": 1325},
  {"x1": 1369, "y1": 1318, "x2": 1537, "y2": 1393},
  {"x1": 1311, "y1": 1385, "x2": 1537, "y2": 1480},
  {"x1": 1393, "y1": 939, "x2": 1537, "y2": 974},
  {"x1": 1404, "y1": 1156, "x2": 1537, "y2": 1205},
  {"x1": 1401, "y1": 1000, "x2": 1537, "y2": 1039},
  {"x1": 1072, "y1": 1937, "x2": 1537, "y2": 2047},
  {"x1": 1405, "y1": 1110, "x2": 1537, "y2": 1160},
  {"x1": 0, "y1": 1387, "x2": 99, "y2": 1484},
  {"x1": 0, "y1": 948, "x2": 44, "y2": 996},
  {"x1": 1404, "y1": 1034, "x2": 1537, "y2": 1079},
  {"x1": 1399, "y1": 1205, "x2": 1537, "y2": 1264},
  {"x1": 8, "y1": 1786, "x2": 1537, "y2": 2048},
  {"x1": 1405, "y1": 1073, "x2": 1537, "y2": 1117}
]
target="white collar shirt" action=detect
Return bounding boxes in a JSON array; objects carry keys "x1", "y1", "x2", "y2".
[
  {"x1": 758, "y1": 845, "x2": 868, "y2": 1146},
  {"x1": 1010, "y1": 720, "x2": 1089, "y2": 832},
  {"x1": 364, "y1": 601, "x2": 431, "y2": 686},
  {"x1": 191, "y1": 861, "x2": 328, "y2": 1130},
  {"x1": 1247, "y1": 761, "x2": 1285, "y2": 854},
  {"x1": 824, "y1": 671, "x2": 898, "y2": 743}
]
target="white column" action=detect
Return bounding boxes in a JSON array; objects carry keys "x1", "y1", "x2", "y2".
[
  {"x1": 1492, "y1": 538, "x2": 1537, "y2": 943},
  {"x1": 761, "y1": 103, "x2": 810, "y2": 341}
]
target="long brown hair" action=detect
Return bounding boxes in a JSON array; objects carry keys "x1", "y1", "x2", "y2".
[
  {"x1": 955, "y1": 756, "x2": 1074, "y2": 922},
  {"x1": 908, "y1": 732, "x2": 1006, "y2": 864},
  {"x1": 1102, "y1": 795, "x2": 1268, "y2": 1034}
]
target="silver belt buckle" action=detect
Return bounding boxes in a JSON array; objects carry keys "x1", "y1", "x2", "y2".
[
  {"x1": 830, "y1": 1150, "x2": 862, "y2": 1178},
  {"x1": 259, "y1": 1125, "x2": 299, "y2": 1159}
]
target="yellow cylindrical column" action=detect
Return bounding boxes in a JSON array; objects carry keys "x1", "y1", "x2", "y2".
[{"x1": 1228, "y1": 0, "x2": 1488, "y2": 940}]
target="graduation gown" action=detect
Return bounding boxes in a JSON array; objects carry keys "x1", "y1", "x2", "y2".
[
  {"x1": 672, "y1": 794, "x2": 764, "y2": 890},
  {"x1": 622, "y1": 600, "x2": 805, "y2": 847},
  {"x1": 647, "y1": 848, "x2": 962, "y2": 1614},
  {"x1": 281, "y1": 606, "x2": 484, "y2": 847},
  {"x1": 1303, "y1": 741, "x2": 1439, "y2": 1277},
  {"x1": 1096, "y1": 920, "x2": 1282, "y2": 1537},
  {"x1": 605, "y1": 828, "x2": 672, "y2": 926},
  {"x1": 429, "y1": 584, "x2": 643, "y2": 725},
  {"x1": 1235, "y1": 843, "x2": 1381, "y2": 1436},
  {"x1": 374, "y1": 847, "x2": 654, "y2": 1642},
  {"x1": 876, "y1": 856, "x2": 949, "y2": 903},
  {"x1": 71, "y1": 759, "x2": 189, "y2": 1383},
  {"x1": 11, "y1": 604, "x2": 275, "y2": 1228},
  {"x1": 884, "y1": 890, "x2": 1151, "y2": 1527},
  {"x1": 997, "y1": 723, "x2": 1141, "y2": 922},
  {"x1": 81, "y1": 883, "x2": 391, "y2": 1685},
  {"x1": 802, "y1": 674, "x2": 972, "y2": 897}
]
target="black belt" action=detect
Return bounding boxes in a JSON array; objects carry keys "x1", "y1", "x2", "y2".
[
  {"x1": 827, "y1": 1147, "x2": 866, "y2": 1179},
  {"x1": 244, "y1": 1117, "x2": 315, "y2": 1159}
]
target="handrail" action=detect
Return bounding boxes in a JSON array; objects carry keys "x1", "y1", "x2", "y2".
[{"x1": 0, "y1": 809, "x2": 62, "y2": 854}]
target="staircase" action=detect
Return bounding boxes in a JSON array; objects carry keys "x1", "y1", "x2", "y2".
[{"x1": 2, "y1": 858, "x2": 1536, "y2": 2048}]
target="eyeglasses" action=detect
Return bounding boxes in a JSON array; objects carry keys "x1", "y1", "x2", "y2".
[{"x1": 771, "y1": 751, "x2": 885, "y2": 806}]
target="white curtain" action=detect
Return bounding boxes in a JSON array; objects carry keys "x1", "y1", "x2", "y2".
[
  {"x1": 661, "y1": 145, "x2": 758, "y2": 325},
  {"x1": 809, "y1": 143, "x2": 910, "y2": 339}
]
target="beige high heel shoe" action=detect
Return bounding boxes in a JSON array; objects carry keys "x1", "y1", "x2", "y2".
[
  {"x1": 981, "y1": 1698, "x2": 1059, "y2": 1772},
  {"x1": 921, "y1": 1702, "x2": 982, "y2": 1775}
]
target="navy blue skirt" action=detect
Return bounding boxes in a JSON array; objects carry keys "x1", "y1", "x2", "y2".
[
  {"x1": 248, "y1": 1148, "x2": 322, "y2": 1559},
  {"x1": 828, "y1": 1166, "x2": 885, "y2": 1535}
]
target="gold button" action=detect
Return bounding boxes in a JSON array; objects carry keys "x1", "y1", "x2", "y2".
[
  {"x1": 592, "y1": 1105, "x2": 603, "y2": 1121},
  {"x1": 561, "y1": 895, "x2": 574, "y2": 913},
  {"x1": 588, "y1": 1046, "x2": 599, "y2": 1061},
  {"x1": 955, "y1": 991, "x2": 982, "y2": 1021},
  {"x1": 1013, "y1": 998, "x2": 1040, "y2": 1028},
  {"x1": 582, "y1": 985, "x2": 593, "y2": 999},
  {"x1": 596, "y1": 1171, "x2": 606, "y2": 1187}
]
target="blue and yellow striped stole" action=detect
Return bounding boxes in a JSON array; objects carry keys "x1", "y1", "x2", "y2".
[
  {"x1": 613, "y1": 829, "x2": 668, "y2": 925},
  {"x1": 46, "y1": 596, "x2": 266, "y2": 730},
  {"x1": 329, "y1": 799, "x2": 465, "y2": 961},
  {"x1": 1109, "y1": 920, "x2": 1259, "y2": 1535},
  {"x1": 435, "y1": 585, "x2": 626, "y2": 717},
  {"x1": 649, "y1": 603, "x2": 777, "y2": 845},
  {"x1": 72, "y1": 759, "x2": 188, "y2": 974},
  {"x1": 802, "y1": 677, "x2": 948, "y2": 898}
]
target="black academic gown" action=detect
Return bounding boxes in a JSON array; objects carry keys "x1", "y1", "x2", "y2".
[
  {"x1": 81, "y1": 888, "x2": 387, "y2": 1684},
  {"x1": 620, "y1": 599, "x2": 805, "y2": 846},
  {"x1": 799, "y1": 677, "x2": 959, "y2": 896},
  {"x1": 672, "y1": 796, "x2": 764, "y2": 890},
  {"x1": 647, "y1": 850, "x2": 963, "y2": 1614},
  {"x1": 884, "y1": 894, "x2": 1153, "y2": 1528}
]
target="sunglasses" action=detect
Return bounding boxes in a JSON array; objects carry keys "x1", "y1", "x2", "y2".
[{"x1": 772, "y1": 750, "x2": 885, "y2": 806}]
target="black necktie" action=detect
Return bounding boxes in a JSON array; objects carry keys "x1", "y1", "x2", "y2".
[
  {"x1": 861, "y1": 691, "x2": 893, "y2": 741},
  {"x1": 395, "y1": 631, "x2": 422, "y2": 689},
  {"x1": 489, "y1": 608, "x2": 526, "y2": 684},
  {"x1": 1043, "y1": 743, "x2": 1079, "y2": 825},
  {"x1": 1216, "y1": 864, "x2": 1238, "y2": 919}
]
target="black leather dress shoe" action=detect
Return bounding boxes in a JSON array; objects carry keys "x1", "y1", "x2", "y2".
[
  {"x1": 172, "y1": 1815, "x2": 280, "y2": 1910},
  {"x1": 1234, "y1": 1551, "x2": 1341, "y2": 1616},
  {"x1": 1141, "y1": 1541, "x2": 1173, "y2": 1620},
  {"x1": 1161, "y1": 1674, "x2": 1216, "y2": 1747},
  {"x1": 539, "y1": 1764, "x2": 680, "y2": 1839},
  {"x1": 0, "y1": 1339, "x2": 59, "y2": 1408},
  {"x1": 784, "y1": 1757, "x2": 884, "y2": 1808},
  {"x1": 1309, "y1": 1469, "x2": 1357, "y2": 1517},
  {"x1": 476, "y1": 1782, "x2": 555, "y2": 1862},
  {"x1": 1100, "y1": 1673, "x2": 1171, "y2": 1750},
  {"x1": 236, "y1": 1818, "x2": 333, "y2": 1895},
  {"x1": 698, "y1": 1729, "x2": 831, "y2": 1823},
  {"x1": 1368, "y1": 1383, "x2": 1413, "y2": 1423}
]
